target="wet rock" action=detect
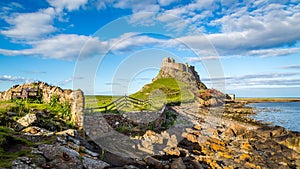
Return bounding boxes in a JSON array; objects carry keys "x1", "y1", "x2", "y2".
[
  {"x1": 82, "y1": 156, "x2": 110, "y2": 169},
  {"x1": 16, "y1": 113, "x2": 37, "y2": 131}
]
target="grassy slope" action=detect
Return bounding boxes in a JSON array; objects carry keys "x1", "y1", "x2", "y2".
[
  {"x1": 85, "y1": 95, "x2": 121, "y2": 108},
  {"x1": 0, "y1": 99, "x2": 73, "y2": 168},
  {"x1": 84, "y1": 78, "x2": 196, "y2": 110},
  {"x1": 130, "y1": 78, "x2": 195, "y2": 104}
]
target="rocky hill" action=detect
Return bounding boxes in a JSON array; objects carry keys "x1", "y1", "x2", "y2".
[
  {"x1": 153, "y1": 57, "x2": 207, "y2": 90},
  {"x1": 0, "y1": 63, "x2": 299, "y2": 168},
  {"x1": 0, "y1": 81, "x2": 84, "y2": 127},
  {"x1": 134, "y1": 57, "x2": 225, "y2": 107}
]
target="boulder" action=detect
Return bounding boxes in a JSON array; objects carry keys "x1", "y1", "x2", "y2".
[
  {"x1": 16, "y1": 113, "x2": 37, "y2": 131},
  {"x1": 222, "y1": 123, "x2": 247, "y2": 137}
]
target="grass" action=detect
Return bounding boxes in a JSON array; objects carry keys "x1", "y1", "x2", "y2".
[
  {"x1": 0, "y1": 97, "x2": 74, "y2": 130},
  {"x1": 0, "y1": 97, "x2": 74, "y2": 167},
  {"x1": 131, "y1": 78, "x2": 195, "y2": 105},
  {"x1": 0, "y1": 126, "x2": 33, "y2": 168},
  {"x1": 85, "y1": 95, "x2": 121, "y2": 108},
  {"x1": 85, "y1": 78, "x2": 195, "y2": 112}
]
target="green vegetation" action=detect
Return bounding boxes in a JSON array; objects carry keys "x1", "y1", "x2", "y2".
[
  {"x1": 0, "y1": 126, "x2": 33, "y2": 168},
  {"x1": 131, "y1": 78, "x2": 195, "y2": 106},
  {"x1": 85, "y1": 95, "x2": 119, "y2": 108},
  {"x1": 0, "y1": 95, "x2": 74, "y2": 167},
  {"x1": 0, "y1": 96, "x2": 73, "y2": 129},
  {"x1": 162, "y1": 111, "x2": 177, "y2": 129},
  {"x1": 85, "y1": 78, "x2": 195, "y2": 113}
]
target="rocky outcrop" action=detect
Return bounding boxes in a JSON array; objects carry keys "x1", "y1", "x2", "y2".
[
  {"x1": 1, "y1": 98, "x2": 299, "y2": 168},
  {"x1": 153, "y1": 57, "x2": 207, "y2": 90},
  {"x1": 0, "y1": 81, "x2": 84, "y2": 128}
]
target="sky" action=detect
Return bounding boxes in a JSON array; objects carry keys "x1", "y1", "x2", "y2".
[{"x1": 0, "y1": 0, "x2": 300, "y2": 97}]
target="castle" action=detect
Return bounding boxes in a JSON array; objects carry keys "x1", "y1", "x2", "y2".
[{"x1": 154, "y1": 57, "x2": 207, "y2": 89}]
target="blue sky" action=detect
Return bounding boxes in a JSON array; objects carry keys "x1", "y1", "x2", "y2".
[{"x1": 1, "y1": 0, "x2": 300, "y2": 97}]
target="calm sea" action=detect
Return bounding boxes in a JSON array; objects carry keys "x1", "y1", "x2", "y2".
[{"x1": 248, "y1": 102, "x2": 300, "y2": 132}]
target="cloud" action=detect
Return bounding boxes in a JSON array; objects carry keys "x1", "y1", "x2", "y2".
[
  {"x1": 208, "y1": 2, "x2": 300, "y2": 53},
  {"x1": 157, "y1": 0, "x2": 178, "y2": 6},
  {"x1": 248, "y1": 48, "x2": 300, "y2": 57},
  {"x1": 202, "y1": 72, "x2": 300, "y2": 89},
  {"x1": 0, "y1": 75, "x2": 31, "y2": 83},
  {"x1": 1, "y1": 0, "x2": 88, "y2": 41},
  {"x1": 281, "y1": 65, "x2": 300, "y2": 69},
  {"x1": 47, "y1": 0, "x2": 88, "y2": 12},
  {"x1": 175, "y1": 33, "x2": 300, "y2": 57},
  {"x1": 0, "y1": 8, "x2": 56, "y2": 40},
  {"x1": 0, "y1": 2, "x2": 24, "y2": 15},
  {"x1": 0, "y1": 34, "x2": 106, "y2": 60},
  {"x1": 156, "y1": 1, "x2": 300, "y2": 57},
  {"x1": 1, "y1": 0, "x2": 300, "y2": 60},
  {"x1": 186, "y1": 56, "x2": 223, "y2": 62}
]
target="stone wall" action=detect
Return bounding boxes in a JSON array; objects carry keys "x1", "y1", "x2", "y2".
[{"x1": 0, "y1": 81, "x2": 84, "y2": 128}]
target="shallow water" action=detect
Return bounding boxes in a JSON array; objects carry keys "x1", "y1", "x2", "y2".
[{"x1": 248, "y1": 102, "x2": 300, "y2": 132}]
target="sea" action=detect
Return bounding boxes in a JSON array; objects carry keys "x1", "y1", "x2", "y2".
[{"x1": 247, "y1": 102, "x2": 300, "y2": 132}]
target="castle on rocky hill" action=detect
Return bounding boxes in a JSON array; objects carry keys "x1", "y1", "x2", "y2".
[{"x1": 154, "y1": 57, "x2": 207, "y2": 89}]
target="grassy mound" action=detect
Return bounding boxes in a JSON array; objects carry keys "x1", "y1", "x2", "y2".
[{"x1": 131, "y1": 78, "x2": 195, "y2": 105}]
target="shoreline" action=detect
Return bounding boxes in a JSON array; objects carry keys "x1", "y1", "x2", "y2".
[{"x1": 236, "y1": 97, "x2": 300, "y2": 103}]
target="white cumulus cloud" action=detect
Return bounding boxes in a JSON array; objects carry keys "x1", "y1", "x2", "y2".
[
  {"x1": 47, "y1": 0, "x2": 88, "y2": 12},
  {"x1": 0, "y1": 8, "x2": 56, "y2": 40}
]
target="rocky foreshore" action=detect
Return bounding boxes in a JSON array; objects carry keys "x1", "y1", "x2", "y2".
[{"x1": 0, "y1": 100, "x2": 299, "y2": 169}]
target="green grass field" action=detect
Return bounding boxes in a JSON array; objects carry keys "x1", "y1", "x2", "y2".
[
  {"x1": 85, "y1": 78, "x2": 196, "y2": 112},
  {"x1": 131, "y1": 78, "x2": 195, "y2": 104}
]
